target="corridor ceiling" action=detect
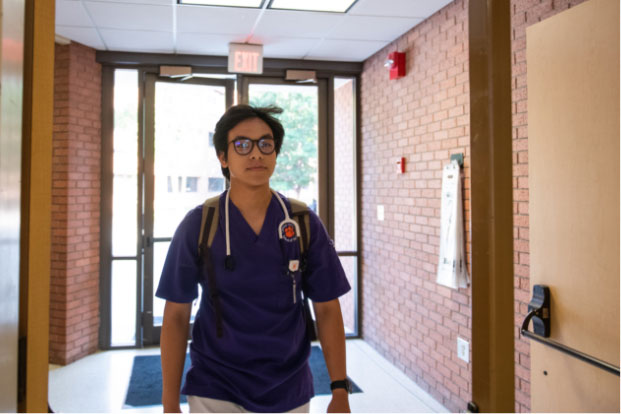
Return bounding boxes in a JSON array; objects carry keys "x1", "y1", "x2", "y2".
[{"x1": 56, "y1": 0, "x2": 453, "y2": 62}]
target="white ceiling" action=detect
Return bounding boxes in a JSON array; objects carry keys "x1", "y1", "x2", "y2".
[{"x1": 55, "y1": 0, "x2": 453, "y2": 62}]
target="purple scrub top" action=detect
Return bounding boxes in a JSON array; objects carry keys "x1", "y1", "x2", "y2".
[{"x1": 156, "y1": 192, "x2": 351, "y2": 412}]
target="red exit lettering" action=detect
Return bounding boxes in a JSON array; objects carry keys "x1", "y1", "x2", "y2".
[{"x1": 234, "y1": 51, "x2": 259, "y2": 73}]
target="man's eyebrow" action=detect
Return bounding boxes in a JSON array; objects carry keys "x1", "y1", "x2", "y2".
[{"x1": 233, "y1": 134, "x2": 273, "y2": 140}]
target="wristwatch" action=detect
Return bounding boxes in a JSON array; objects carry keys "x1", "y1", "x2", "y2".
[{"x1": 330, "y1": 378, "x2": 353, "y2": 393}]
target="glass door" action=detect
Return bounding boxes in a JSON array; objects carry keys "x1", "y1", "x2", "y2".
[{"x1": 142, "y1": 74, "x2": 233, "y2": 345}]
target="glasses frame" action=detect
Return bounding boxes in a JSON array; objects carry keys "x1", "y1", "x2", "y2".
[{"x1": 229, "y1": 136, "x2": 276, "y2": 156}]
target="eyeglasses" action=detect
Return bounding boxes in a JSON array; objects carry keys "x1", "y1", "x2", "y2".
[{"x1": 229, "y1": 136, "x2": 276, "y2": 156}]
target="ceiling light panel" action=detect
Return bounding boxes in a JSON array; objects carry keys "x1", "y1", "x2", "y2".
[
  {"x1": 178, "y1": 0, "x2": 264, "y2": 7},
  {"x1": 269, "y1": 0, "x2": 357, "y2": 13}
]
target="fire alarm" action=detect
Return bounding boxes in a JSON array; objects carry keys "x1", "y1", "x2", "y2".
[
  {"x1": 384, "y1": 51, "x2": 406, "y2": 80},
  {"x1": 396, "y1": 157, "x2": 405, "y2": 174}
]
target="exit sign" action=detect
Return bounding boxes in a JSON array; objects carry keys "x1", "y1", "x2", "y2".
[{"x1": 228, "y1": 43, "x2": 263, "y2": 74}]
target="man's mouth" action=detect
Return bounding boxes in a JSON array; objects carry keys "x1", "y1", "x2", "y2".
[{"x1": 246, "y1": 166, "x2": 267, "y2": 171}]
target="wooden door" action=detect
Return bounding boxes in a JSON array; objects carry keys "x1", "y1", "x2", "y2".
[{"x1": 527, "y1": 0, "x2": 619, "y2": 411}]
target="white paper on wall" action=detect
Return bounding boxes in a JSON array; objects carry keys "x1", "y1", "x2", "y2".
[{"x1": 436, "y1": 160, "x2": 469, "y2": 289}]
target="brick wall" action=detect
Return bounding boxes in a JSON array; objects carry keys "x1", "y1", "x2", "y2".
[
  {"x1": 510, "y1": 0, "x2": 587, "y2": 411},
  {"x1": 358, "y1": 0, "x2": 591, "y2": 411},
  {"x1": 50, "y1": 41, "x2": 101, "y2": 365},
  {"x1": 359, "y1": 1, "x2": 471, "y2": 411}
]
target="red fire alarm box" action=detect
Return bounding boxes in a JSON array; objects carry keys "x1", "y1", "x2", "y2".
[
  {"x1": 388, "y1": 51, "x2": 406, "y2": 80},
  {"x1": 396, "y1": 157, "x2": 405, "y2": 174}
]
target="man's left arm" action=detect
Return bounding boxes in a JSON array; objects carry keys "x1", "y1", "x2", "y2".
[{"x1": 313, "y1": 298, "x2": 351, "y2": 413}]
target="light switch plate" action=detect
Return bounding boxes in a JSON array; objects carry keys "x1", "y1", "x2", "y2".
[
  {"x1": 457, "y1": 337, "x2": 469, "y2": 363},
  {"x1": 377, "y1": 205, "x2": 384, "y2": 221}
]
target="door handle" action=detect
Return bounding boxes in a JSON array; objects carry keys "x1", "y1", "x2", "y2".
[{"x1": 521, "y1": 285, "x2": 619, "y2": 376}]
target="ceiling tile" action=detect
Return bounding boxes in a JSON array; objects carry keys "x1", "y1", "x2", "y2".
[
  {"x1": 305, "y1": 38, "x2": 388, "y2": 62},
  {"x1": 85, "y1": 0, "x2": 173, "y2": 5},
  {"x1": 55, "y1": 0, "x2": 454, "y2": 61},
  {"x1": 253, "y1": 9, "x2": 344, "y2": 39},
  {"x1": 328, "y1": 15, "x2": 422, "y2": 42},
  {"x1": 349, "y1": 0, "x2": 453, "y2": 18},
  {"x1": 56, "y1": 0, "x2": 92, "y2": 27},
  {"x1": 176, "y1": 4, "x2": 260, "y2": 34},
  {"x1": 56, "y1": 25, "x2": 106, "y2": 49},
  {"x1": 83, "y1": 1, "x2": 172, "y2": 31},
  {"x1": 99, "y1": 29, "x2": 175, "y2": 52},
  {"x1": 258, "y1": 37, "x2": 321, "y2": 59},
  {"x1": 269, "y1": 0, "x2": 356, "y2": 13},
  {"x1": 176, "y1": 33, "x2": 247, "y2": 55},
  {"x1": 179, "y1": 0, "x2": 262, "y2": 6}
]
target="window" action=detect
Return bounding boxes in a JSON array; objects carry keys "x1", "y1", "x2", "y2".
[
  {"x1": 186, "y1": 177, "x2": 199, "y2": 192},
  {"x1": 208, "y1": 177, "x2": 225, "y2": 192}
]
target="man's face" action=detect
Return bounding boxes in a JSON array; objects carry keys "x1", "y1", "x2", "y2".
[{"x1": 218, "y1": 117, "x2": 277, "y2": 188}]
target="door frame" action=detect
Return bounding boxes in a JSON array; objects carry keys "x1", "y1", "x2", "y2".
[
  {"x1": 469, "y1": 0, "x2": 515, "y2": 411},
  {"x1": 100, "y1": 60, "x2": 363, "y2": 349}
]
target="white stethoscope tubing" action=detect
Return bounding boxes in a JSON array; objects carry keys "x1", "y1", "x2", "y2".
[{"x1": 224, "y1": 189, "x2": 300, "y2": 265}]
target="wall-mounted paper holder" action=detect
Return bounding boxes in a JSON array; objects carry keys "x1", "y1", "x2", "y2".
[{"x1": 450, "y1": 153, "x2": 464, "y2": 168}]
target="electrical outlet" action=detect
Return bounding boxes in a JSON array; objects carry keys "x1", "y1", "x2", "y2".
[
  {"x1": 457, "y1": 337, "x2": 469, "y2": 363},
  {"x1": 377, "y1": 205, "x2": 384, "y2": 221}
]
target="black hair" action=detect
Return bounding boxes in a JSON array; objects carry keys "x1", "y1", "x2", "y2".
[{"x1": 213, "y1": 104, "x2": 285, "y2": 179}]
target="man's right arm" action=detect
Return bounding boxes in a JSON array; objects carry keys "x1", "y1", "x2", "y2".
[{"x1": 160, "y1": 300, "x2": 192, "y2": 413}]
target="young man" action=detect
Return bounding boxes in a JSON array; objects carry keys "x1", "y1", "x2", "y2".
[{"x1": 157, "y1": 105, "x2": 352, "y2": 413}]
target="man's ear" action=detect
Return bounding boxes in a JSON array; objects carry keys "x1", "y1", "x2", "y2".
[{"x1": 217, "y1": 151, "x2": 228, "y2": 168}]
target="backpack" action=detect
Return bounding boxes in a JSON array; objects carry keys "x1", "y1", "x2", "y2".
[{"x1": 197, "y1": 193, "x2": 318, "y2": 341}]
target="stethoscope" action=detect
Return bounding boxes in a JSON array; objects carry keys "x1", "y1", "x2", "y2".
[{"x1": 223, "y1": 188, "x2": 301, "y2": 275}]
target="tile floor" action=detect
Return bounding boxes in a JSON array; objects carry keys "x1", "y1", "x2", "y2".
[{"x1": 48, "y1": 339, "x2": 448, "y2": 413}]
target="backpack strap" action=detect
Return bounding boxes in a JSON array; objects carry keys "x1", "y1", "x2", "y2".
[
  {"x1": 288, "y1": 198, "x2": 311, "y2": 259},
  {"x1": 197, "y1": 195, "x2": 224, "y2": 338},
  {"x1": 198, "y1": 195, "x2": 221, "y2": 256},
  {"x1": 286, "y1": 197, "x2": 317, "y2": 342}
]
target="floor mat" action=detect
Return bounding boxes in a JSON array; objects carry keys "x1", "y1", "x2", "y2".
[{"x1": 124, "y1": 346, "x2": 361, "y2": 407}]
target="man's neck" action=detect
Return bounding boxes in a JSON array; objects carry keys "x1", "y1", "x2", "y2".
[{"x1": 228, "y1": 181, "x2": 272, "y2": 214}]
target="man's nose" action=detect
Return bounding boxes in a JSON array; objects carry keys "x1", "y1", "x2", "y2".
[{"x1": 249, "y1": 142, "x2": 263, "y2": 158}]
